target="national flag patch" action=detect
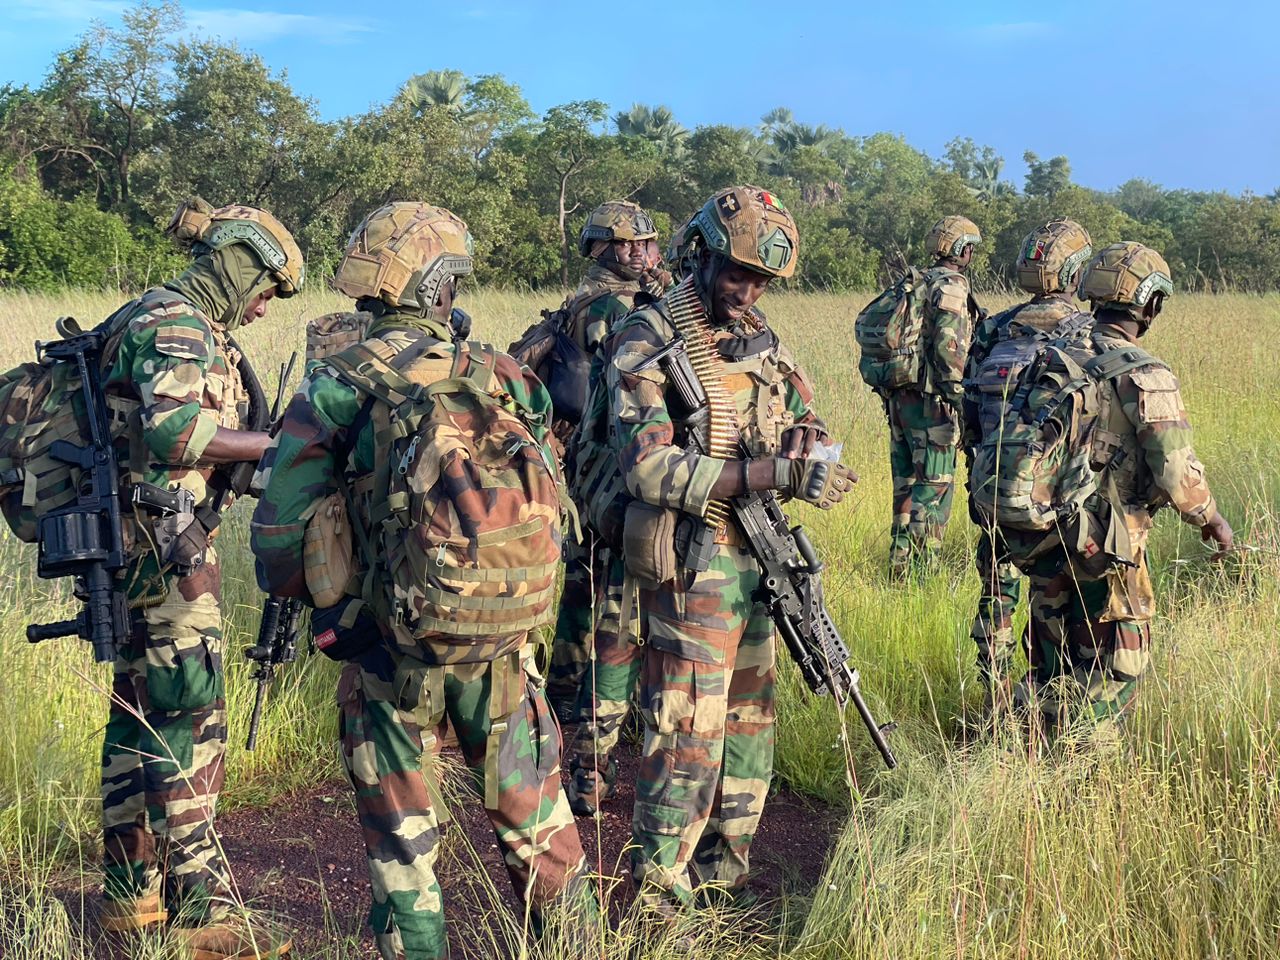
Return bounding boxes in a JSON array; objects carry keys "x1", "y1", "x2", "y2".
[
  {"x1": 1025, "y1": 238, "x2": 1047, "y2": 261},
  {"x1": 760, "y1": 190, "x2": 785, "y2": 211}
]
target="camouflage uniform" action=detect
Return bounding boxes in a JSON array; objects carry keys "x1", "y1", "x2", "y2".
[
  {"x1": 252, "y1": 203, "x2": 588, "y2": 960},
  {"x1": 606, "y1": 293, "x2": 823, "y2": 905},
  {"x1": 1018, "y1": 243, "x2": 1222, "y2": 733},
  {"x1": 548, "y1": 260, "x2": 662, "y2": 719},
  {"x1": 886, "y1": 216, "x2": 982, "y2": 572},
  {"x1": 98, "y1": 292, "x2": 247, "y2": 922}
]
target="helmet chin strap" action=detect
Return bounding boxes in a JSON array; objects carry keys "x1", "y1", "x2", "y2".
[
  {"x1": 599, "y1": 244, "x2": 643, "y2": 281},
  {"x1": 694, "y1": 250, "x2": 729, "y2": 323}
]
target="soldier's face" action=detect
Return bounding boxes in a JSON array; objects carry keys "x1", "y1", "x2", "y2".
[
  {"x1": 611, "y1": 239, "x2": 648, "y2": 274},
  {"x1": 241, "y1": 286, "x2": 277, "y2": 325},
  {"x1": 711, "y1": 261, "x2": 771, "y2": 324}
]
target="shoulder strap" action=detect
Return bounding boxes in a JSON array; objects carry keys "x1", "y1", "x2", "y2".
[{"x1": 1084, "y1": 341, "x2": 1164, "y2": 383}]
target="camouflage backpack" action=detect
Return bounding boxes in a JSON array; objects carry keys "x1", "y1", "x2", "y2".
[
  {"x1": 564, "y1": 349, "x2": 629, "y2": 551},
  {"x1": 854, "y1": 268, "x2": 927, "y2": 391},
  {"x1": 0, "y1": 298, "x2": 151, "y2": 542},
  {"x1": 324, "y1": 333, "x2": 563, "y2": 650},
  {"x1": 968, "y1": 310, "x2": 1160, "y2": 557}
]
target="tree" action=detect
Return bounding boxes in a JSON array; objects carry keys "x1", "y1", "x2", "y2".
[
  {"x1": 615, "y1": 103, "x2": 689, "y2": 161},
  {"x1": 1023, "y1": 151, "x2": 1071, "y2": 199},
  {"x1": 399, "y1": 70, "x2": 468, "y2": 117}
]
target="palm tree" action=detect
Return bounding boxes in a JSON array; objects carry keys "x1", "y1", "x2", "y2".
[
  {"x1": 614, "y1": 103, "x2": 688, "y2": 160},
  {"x1": 966, "y1": 157, "x2": 1014, "y2": 202},
  {"x1": 399, "y1": 70, "x2": 468, "y2": 118}
]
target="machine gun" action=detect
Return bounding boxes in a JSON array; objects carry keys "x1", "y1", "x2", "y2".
[
  {"x1": 26, "y1": 321, "x2": 130, "y2": 663},
  {"x1": 638, "y1": 337, "x2": 897, "y2": 769},
  {"x1": 244, "y1": 352, "x2": 303, "y2": 751}
]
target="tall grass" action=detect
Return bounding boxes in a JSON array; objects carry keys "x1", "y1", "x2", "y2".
[{"x1": 1, "y1": 286, "x2": 1277, "y2": 958}]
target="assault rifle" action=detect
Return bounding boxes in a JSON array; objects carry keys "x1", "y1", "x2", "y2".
[
  {"x1": 244, "y1": 352, "x2": 303, "y2": 752},
  {"x1": 26, "y1": 321, "x2": 130, "y2": 663},
  {"x1": 639, "y1": 337, "x2": 898, "y2": 769}
]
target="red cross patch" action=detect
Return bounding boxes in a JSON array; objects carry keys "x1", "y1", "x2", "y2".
[{"x1": 998, "y1": 366, "x2": 1010, "y2": 377}]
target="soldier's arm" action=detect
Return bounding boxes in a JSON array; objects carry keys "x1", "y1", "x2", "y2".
[
  {"x1": 1117, "y1": 367, "x2": 1218, "y2": 527},
  {"x1": 582, "y1": 294, "x2": 630, "y2": 357},
  {"x1": 250, "y1": 371, "x2": 362, "y2": 598},
  {"x1": 927, "y1": 276, "x2": 973, "y2": 405},
  {"x1": 129, "y1": 313, "x2": 222, "y2": 466},
  {"x1": 606, "y1": 320, "x2": 724, "y2": 517}
]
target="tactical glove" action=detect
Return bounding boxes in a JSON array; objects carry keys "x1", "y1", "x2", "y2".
[{"x1": 770, "y1": 456, "x2": 857, "y2": 509}]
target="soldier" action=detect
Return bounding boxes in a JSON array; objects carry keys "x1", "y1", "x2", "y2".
[
  {"x1": 886, "y1": 215, "x2": 983, "y2": 576},
  {"x1": 546, "y1": 200, "x2": 666, "y2": 721},
  {"x1": 99, "y1": 199, "x2": 301, "y2": 958},
  {"x1": 596, "y1": 186, "x2": 854, "y2": 909},
  {"x1": 251, "y1": 202, "x2": 591, "y2": 960},
  {"x1": 962, "y1": 219, "x2": 1093, "y2": 699},
  {"x1": 1015, "y1": 242, "x2": 1233, "y2": 739}
]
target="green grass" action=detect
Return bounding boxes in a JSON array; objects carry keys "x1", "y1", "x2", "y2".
[{"x1": 1, "y1": 286, "x2": 1278, "y2": 958}]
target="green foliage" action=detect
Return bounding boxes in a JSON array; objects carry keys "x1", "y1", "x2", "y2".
[{"x1": 0, "y1": 1, "x2": 1278, "y2": 295}]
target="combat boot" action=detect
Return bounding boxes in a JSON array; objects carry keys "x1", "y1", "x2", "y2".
[
  {"x1": 172, "y1": 913, "x2": 292, "y2": 960},
  {"x1": 566, "y1": 757, "x2": 617, "y2": 817},
  {"x1": 99, "y1": 892, "x2": 168, "y2": 932}
]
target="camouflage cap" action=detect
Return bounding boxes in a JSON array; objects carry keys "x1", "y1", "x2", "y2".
[
  {"x1": 1016, "y1": 218, "x2": 1093, "y2": 295},
  {"x1": 333, "y1": 202, "x2": 474, "y2": 312},
  {"x1": 926, "y1": 215, "x2": 982, "y2": 259},
  {"x1": 1080, "y1": 241, "x2": 1173, "y2": 313},
  {"x1": 687, "y1": 186, "x2": 799, "y2": 279},
  {"x1": 578, "y1": 200, "x2": 658, "y2": 257},
  {"x1": 166, "y1": 198, "x2": 305, "y2": 297}
]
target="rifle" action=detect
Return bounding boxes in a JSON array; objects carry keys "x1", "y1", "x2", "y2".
[
  {"x1": 638, "y1": 337, "x2": 898, "y2": 769},
  {"x1": 244, "y1": 352, "x2": 303, "y2": 752},
  {"x1": 26, "y1": 321, "x2": 131, "y2": 663}
]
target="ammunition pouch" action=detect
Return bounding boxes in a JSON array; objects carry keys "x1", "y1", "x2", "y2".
[
  {"x1": 303, "y1": 491, "x2": 356, "y2": 609},
  {"x1": 622, "y1": 500, "x2": 678, "y2": 585}
]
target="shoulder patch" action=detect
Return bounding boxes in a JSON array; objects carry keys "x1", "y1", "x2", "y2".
[{"x1": 1129, "y1": 366, "x2": 1183, "y2": 423}]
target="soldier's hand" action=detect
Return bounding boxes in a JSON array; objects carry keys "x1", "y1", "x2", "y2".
[
  {"x1": 779, "y1": 424, "x2": 829, "y2": 459},
  {"x1": 1201, "y1": 513, "x2": 1234, "y2": 560},
  {"x1": 770, "y1": 457, "x2": 857, "y2": 509}
]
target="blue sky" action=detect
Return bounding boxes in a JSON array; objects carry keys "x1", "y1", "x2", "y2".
[{"x1": 2, "y1": 0, "x2": 1276, "y2": 194}]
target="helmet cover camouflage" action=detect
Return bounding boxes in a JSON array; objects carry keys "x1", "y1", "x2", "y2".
[
  {"x1": 1016, "y1": 218, "x2": 1093, "y2": 295},
  {"x1": 333, "y1": 202, "x2": 474, "y2": 312},
  {"x1": 578, "y1": 200, "x2": 658, "y2": 258},
  {"x1": 926, "y1": 215, "x2": 982, "y2": 259},
  {"x1": 665, "y1": 214, "x2": 696, "y2": 280},
  {"x1": 166, "y1": 198, "x2": 305, "y2": 297},
  {"x1": 687, "y1": 185, "x2": 799, "y2": 279},
  {"x1": 1080, "y1": 241, "x2": 1173, "y2": 313}
]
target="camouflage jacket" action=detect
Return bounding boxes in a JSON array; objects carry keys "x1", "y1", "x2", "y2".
[
  {"x1": 962, "y1": 293, "x2": 1083, "y2": 447},
  {"x1": 251, "y1": 315, "x2": 555, "y2": 663},
  {"x1": 604, "y1": 299, "x2": 821, "y2": 521},
  {"x1": 919, "y1": 265, "x2": 980, "y2": 403},
  {"x1": 1090, "y1": 324, "x2": 1217, "y2": 533},
  {"x1": 566, "y1": 263, "x2": 663, "y2": 357}
]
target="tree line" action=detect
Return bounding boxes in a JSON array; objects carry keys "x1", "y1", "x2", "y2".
[{"x1": 2, "y1": 2, "x2": 1277, "y2": 295}]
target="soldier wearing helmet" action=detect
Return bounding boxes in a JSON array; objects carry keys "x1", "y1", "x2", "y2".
[
  {"x1": 590, "y1": 186, "x2": 855, "y2": 909},
  {"x1": 544, "y1": 200, "x2": 667, "y2": 725},
  {"x1": 960, "y1": 219, "x2": 1094, "y2": 715},
  {"x1": 884, "y1": 214, "x2": 985, "y2": 577},
  {"x1": 95, "y1": 197, "x2": 300, "y2": 957},
  {"x1": 252, "y1": 202, "x2": 592, "y2": 959},
  {"x1": 1014, "y1": 241, "x2": 1233, "y2": 743}
]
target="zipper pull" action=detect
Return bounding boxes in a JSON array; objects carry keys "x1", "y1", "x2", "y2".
[{"x1": 398, "y1": 435, "x2": 421, "y2": 476}]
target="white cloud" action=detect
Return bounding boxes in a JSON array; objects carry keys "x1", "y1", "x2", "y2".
[
  {"x1": 186, "y1": 7, "x2": 375, "y2": 46},
  {"x1": 7, "y1": 0, "x2": 128, "y2": 22}
]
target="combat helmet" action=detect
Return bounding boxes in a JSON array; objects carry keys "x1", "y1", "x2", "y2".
[
  {"x1": 1079, "y1": 241, "x2": 1173, "y2": 316},
  {"x1": 166, "y1": 198, "x2": 305, "y2": 297},
  {"x1": 685, "y1": 185, "x2": 799, "y2": 278},
  {"x1": 1016, "y1": 218, "x2": 1093, "y2": 295},
  {"x1": 578, "y1": 201, "x2": 658, "y2": 257},
  {"x1": 926, "y1": 215, "x2": 982, "y2": 260},
  {"x1": 333, "y1": 202, "x2": 474, "y2": 314}
]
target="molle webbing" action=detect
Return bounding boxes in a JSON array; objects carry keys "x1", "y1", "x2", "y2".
[{"x1": 664, "y1": 276, "x2": 740, "y2": 533}]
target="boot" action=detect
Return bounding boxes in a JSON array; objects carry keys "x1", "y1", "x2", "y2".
[
  {"x1": 172, "y1": 913, "x2": 292, "y2": 960},
  {"x1": 99, "y1": 892, "x2": 168, "y2": 932},
  {"x1": 566, "y1": 757, "x2": 617, "y2": 817}
]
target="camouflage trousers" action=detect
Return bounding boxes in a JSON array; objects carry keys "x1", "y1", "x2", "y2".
[
  {"x1": 102, "y1": 549, "x2": 229, "y2": 922},
  {"x1": 971, "y1": 525, "x2": 1024, "y2": 682},
  {"x1": 338, "y1": 640, "x2": 590, "y2": 960},
  {"x1": 566, "y1": 552, "x2": 642, "y2": 789},
  {"x1": 885, "y1": 389, "x2": 959, "y2": 571},
  {"x1": 1019, "y1": 542, "x2": 1153, "y2": 732},
  {"x1": 547, "y1": 536, "x2": 599, "y2": 719},
  {"x1": 632, "y1": 539, "x2": 776, "y2": 907}
]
